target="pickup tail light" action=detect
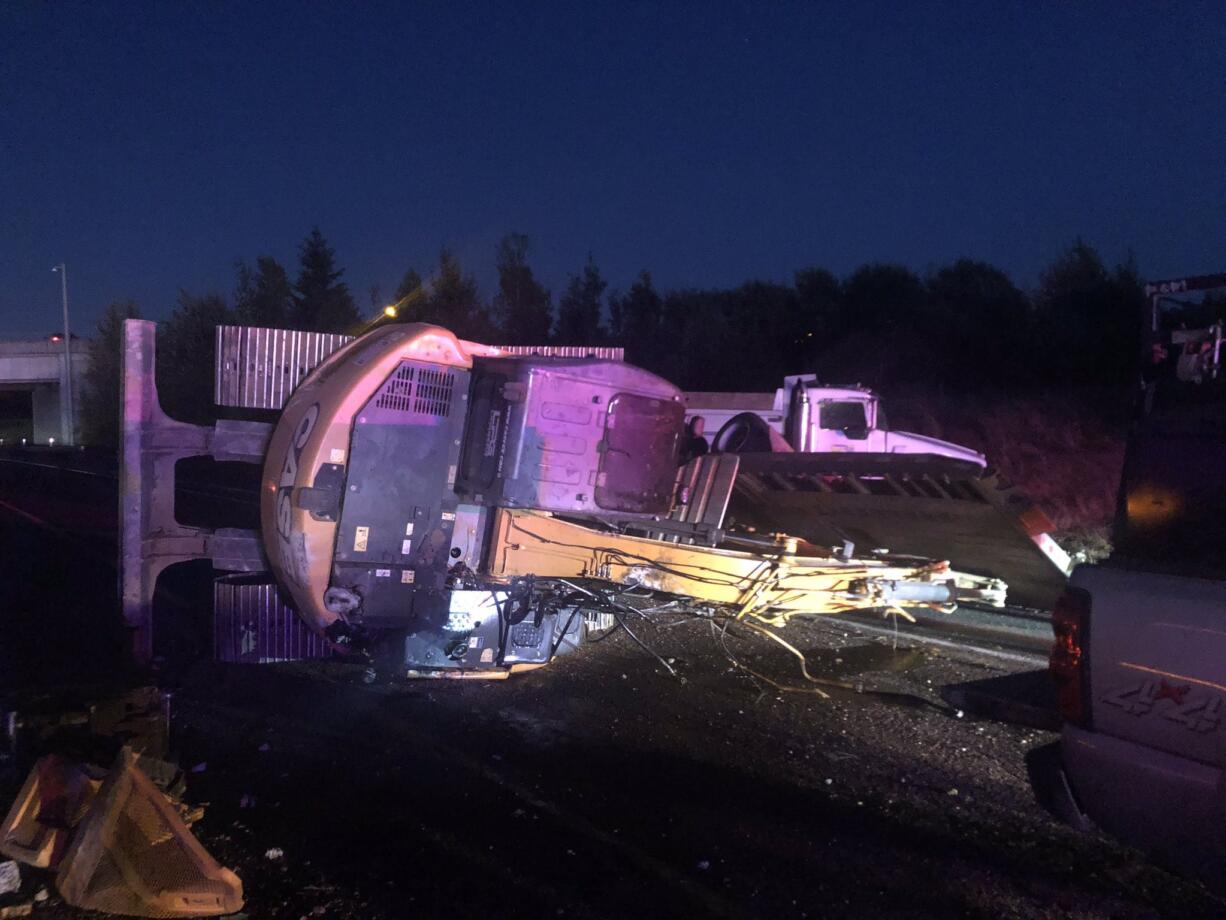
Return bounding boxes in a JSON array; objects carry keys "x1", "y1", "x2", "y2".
[{"x1": 1050, "y1": 587, "x2": 1091, "y2": 728}]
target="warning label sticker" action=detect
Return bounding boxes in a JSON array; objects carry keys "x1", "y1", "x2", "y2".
[{"x1": 354, "y1": 526, "x2": 369, "y2": 553}]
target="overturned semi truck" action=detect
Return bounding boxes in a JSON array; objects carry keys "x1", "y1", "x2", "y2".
[{"x1": 120, "y1": 321, "x2": 1019, "y2": 677}]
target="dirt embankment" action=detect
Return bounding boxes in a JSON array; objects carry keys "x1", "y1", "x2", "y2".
[{"x1": 888, "y1": 389, "x2": 1128, "y2": 560}]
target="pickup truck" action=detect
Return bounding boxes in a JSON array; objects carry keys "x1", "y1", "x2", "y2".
[
  {"x1": 684, "y1": 374, "x2": 987, "y2": 466},
  {"x1": 1031, "y1": 346, "x2": 1226, "y2": 883}
]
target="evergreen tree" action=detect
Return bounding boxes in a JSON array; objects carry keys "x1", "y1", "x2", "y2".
[
  {"x1": 555, "y1": 255, "x2": 607, "y2": 344},
  {"x1": 926, "y1": 259, "x2": 1032, "y2": 388},
  {"x1": 292, "y1": 228, "x2": 359, "y2": 332},
  {"x1": 841, "y1": 263, "x2": 927, "y2": 334},
  {"x1": 79, "y1": 299, "x2": 140, "y2": 448},
  {"x1": 234, "y1": 256, "x2": 294, "y2": 328},
  {"x1": 385, "y1": 269, "x2": 428, "y2": 323},
  {"x1": 491, "y1": 234, "x2": 552, "y2": 343},
  {"x1": 730, "y1": 281, "x2": 803, "y2": 388},
  {"x1": 658, "y1": 288, "x2": 713, "y2": 386},
  {"x1": 157, "y1": 291, "x2": 232, "y2": 424},
  {"x1": 425, "y1": 249, "x2": 489, "y2": 339},
  {"x1": 1035, "y1": 239, "x2": 1140, "y2": 385},
  {"x1": 610, "y1": 271, "x2": 661, "y2": 342},
  {"x1": 396, "y1": 269, "x2": 423, "y2": 302},
  {"x1": 793, "y1": 266, "x2": 842, "y2": 370},
  {"x1": 794, "y1": 267, "x2": 842, "y2": 333}
]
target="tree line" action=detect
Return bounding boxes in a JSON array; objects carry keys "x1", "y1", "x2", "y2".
[{"x1": 81, "y1": 230, "x2": 1149, "y2": 445}]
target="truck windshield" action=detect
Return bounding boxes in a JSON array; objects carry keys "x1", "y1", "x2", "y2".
[{"x1": 819, "y1": 401, "x2": 867, "y2": 431}]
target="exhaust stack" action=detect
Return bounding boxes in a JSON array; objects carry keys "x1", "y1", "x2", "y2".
[{"x1": 785, "y1": 379, "x2": 811, "y2": 452}]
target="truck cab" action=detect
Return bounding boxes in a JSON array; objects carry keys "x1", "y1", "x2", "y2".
[
  {"x1": 785, "y1": 383, "x2": 883, "y2": 453},
  {"x1": 684, "y1": 375, "x2": 986, "y2": 467},
  {"x1": 1031, "y1": 314, "x2": 1226, "y2": 884}
]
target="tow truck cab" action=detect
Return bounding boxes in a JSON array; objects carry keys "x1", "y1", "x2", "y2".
[{"x1": 684, "y1": 375, "x2": 986, "y2": 466}]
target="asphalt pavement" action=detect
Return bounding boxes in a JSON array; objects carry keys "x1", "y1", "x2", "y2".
[{"x1": 0, "y1": 451, "x2": 1222, "y2": 919}]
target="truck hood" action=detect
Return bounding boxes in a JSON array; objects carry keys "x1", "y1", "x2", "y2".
[{"x1": 884, "y1": 431, "x2": 987, "y2": 467}]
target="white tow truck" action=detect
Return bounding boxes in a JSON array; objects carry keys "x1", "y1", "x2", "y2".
[
  {"x1": 1031, "y1": 301, "x2": 1226, "y2": 884},
  {"x1": 684, "y1": 374, "x2": 986, "y2": 466}
]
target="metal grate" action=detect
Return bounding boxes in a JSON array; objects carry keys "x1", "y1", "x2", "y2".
[
  {"x1": 414, "y1": 367, "x2": 454, "y2": 417},
  {"x1": 495, "y1": 344, "x2": 624, "y2": 361},
  {"x1": 215, "y1": 323, "x2": 619, "y2": 411},
  {"x1": 213, "y1": 576, "x2": 332, "y2": 663},
  {"x1": 375, "y1": 365, "x2": 415, "y2": 412},
  {"x1": 215, "y1": 325, "x2": 354, "y2": 409}
]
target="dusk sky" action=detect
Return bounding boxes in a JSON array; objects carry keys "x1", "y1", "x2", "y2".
[{"x1": 2, "y1": 1, "x2": 1223, "y2": 338}]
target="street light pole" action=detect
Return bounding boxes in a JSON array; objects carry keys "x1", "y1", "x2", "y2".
[{"x1": 52, "y1": 263, "x2": 74, "y2": 445}]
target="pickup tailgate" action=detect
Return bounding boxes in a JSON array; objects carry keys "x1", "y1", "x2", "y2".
[{"x1": 1074, "y1": 565, "x2": 1226, "y2": 768}]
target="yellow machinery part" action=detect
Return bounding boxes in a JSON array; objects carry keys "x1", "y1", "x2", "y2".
[{"x1": 486, "y1": 509, "x2": 1000, "y2": 622}]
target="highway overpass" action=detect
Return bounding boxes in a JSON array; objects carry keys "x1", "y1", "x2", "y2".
[{"x1": 0, "y1": 337, "x2": 90, "y2": 444}]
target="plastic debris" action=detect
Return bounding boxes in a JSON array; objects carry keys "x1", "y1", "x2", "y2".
[
  {"x1": 0, "y1": 860, "x2": 18, "y2": 894},
  {"x1": 265, "y1": 848, "x2": 284, "y2": 861},
  {"x1": 57, "y1": 747, "x2": 243, "y2": 917},
  {"x1": 0, "y1": 755, "x2": 102, "y2": 869}
]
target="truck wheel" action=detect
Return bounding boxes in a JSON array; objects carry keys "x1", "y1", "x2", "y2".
[{"x1": 713, "y1": 412, "x2": 775, "y2": 454}]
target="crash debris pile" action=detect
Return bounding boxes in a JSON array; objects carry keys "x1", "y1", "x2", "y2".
[{"x1": 0, "y1": 688, "x2": 242, "y2": 918}]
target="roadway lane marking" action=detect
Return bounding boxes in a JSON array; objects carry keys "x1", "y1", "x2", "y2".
[
  {"x1": 0, "y1": 456, "x2": 113, "y2": 478},
  {"x1": 0, "y1": 497, "x2": 48, "y2": 526}
]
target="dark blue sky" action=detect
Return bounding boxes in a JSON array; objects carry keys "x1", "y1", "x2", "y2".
[{"x1": 2, "y1": 1, "x2": 1223, "y2": 337}]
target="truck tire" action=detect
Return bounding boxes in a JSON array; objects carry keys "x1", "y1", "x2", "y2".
[{"x1": 712, "y1": 412, "x2": 776, "y2": 454}]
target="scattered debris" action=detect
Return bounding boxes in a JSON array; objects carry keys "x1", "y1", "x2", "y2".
[
  {"x1": 0, "y1": 860, "x2": 18, "y2": 894},
  {"x1": 57, "y1": 747, "x2": 244, "y2": 917},
  {"x1": 2, "y1": 742, "x2": 240, "y2": 918},
  {"x1": 0, "y1": 755, "x2": 102, "y2": 869},
  {"x1": 1, "y1": 687, "x2": 170, "y2": 765}
]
